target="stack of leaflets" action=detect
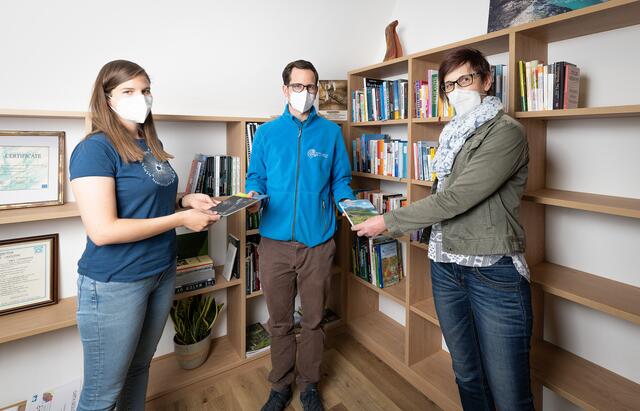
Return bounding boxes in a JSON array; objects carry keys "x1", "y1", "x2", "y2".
[{"x1": 24, "y1": 378, "x2": 82, "y2": 411}]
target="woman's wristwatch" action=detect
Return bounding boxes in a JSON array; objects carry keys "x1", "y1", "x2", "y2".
[{"x1": 178, "y1": 196, "x2": 185, "y2": 209}]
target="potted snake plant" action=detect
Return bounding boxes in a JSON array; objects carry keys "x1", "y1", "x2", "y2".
[{"x1": 170, "y1": 294, "x2": 224, "y2": 369}]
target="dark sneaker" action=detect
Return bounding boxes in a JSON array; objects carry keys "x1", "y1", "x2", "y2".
[
  {"x1": 261, "y1": 386, "x2": 292, "y2": 411},
  {"x1": 300, "y1": 383, "x2": 324, "y2": 411}
]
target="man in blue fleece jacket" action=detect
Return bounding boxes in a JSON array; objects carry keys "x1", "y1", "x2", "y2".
[{"x1": 246, "y1": 60, "x2": 355, "y2": 411}]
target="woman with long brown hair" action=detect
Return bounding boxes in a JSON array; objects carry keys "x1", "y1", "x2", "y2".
[{"x1": 70, "y1": 60, "x2": 220, "y2": 410}]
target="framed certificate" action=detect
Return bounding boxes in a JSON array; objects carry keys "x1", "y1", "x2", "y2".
[
  {"x1": 0, "y1": 234, "x2": 58, "y2": 316},
  {"x1": 0, "y1": 131, "x2": 65, "y2": 210}
]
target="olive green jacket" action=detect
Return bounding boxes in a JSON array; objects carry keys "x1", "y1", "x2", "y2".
[{"x1": 383, "y1": 111, "x2": 529, "y2": 255}]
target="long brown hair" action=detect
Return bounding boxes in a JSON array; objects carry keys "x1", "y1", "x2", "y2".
[{"x1": 87, "y1": 60, "x2": 172, "y2": 163}]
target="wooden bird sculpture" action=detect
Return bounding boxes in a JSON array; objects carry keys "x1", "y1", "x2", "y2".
[{"x1": 384, "y1": 20, "x2": 404, "y2": 62}]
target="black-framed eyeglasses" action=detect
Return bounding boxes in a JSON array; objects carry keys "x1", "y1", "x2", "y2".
[
  {"x1": 288, "y1": 83, "x2": 318, "y2": 94},
  {"x1": 441, "y1": 72, "x2": 480, "y2": 93}
]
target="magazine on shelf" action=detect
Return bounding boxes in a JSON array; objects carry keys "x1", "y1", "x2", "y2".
[{"x1": 246, "y1": 322, "x2": 270, "y2": 357}]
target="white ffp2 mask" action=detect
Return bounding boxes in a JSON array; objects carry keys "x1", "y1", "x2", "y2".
[
  {"x1": 289, "y1": 89, "x2": 316, "y2": 114},
  {"x1": 111, "y1": 94, "x2": 153, "y2": 124},
  {"x1": 447, "y1": 89, "x2": 482, "y2": 117}
]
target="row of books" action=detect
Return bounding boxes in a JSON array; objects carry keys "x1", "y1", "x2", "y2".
[
  {"x1": 351, "y1": 134, "x2": 408, "y2": 178},
  {"x1": 354, "y1": 189, "x2": 406, "y2": 214},
  {"x1": 415, "y1": 69, "x2": 454, "y2": 119},
  {"x1": 413, "y1": 141, "x2": 438, "y2": 182},
  {"x1": 246, "y1": 235, "x2": 261, "y2": 295},
  {"x1": 351, "y1": 78, "x2": 409, "y2": 122},
  {"x1": 247, "y1": 211, "x2": 261, "y2": 230},
  {"x1": 352, "y1": 235, "x2": 404, "y2": 288},
  {"x1": 184, "y1": 154, "x2": 241, "y2": 196},
  {"x1": 518, "y1": 60, "x2": 580, "y2": 111},
  {"x1": 489, "y1": 64, "x2": 510, "y2": 112},
  {"x1": 245, "y1": 122, "x2": 262, "y2": 172},
  {"x1": 410, "y1": 227, "x2": 429, "y2": 243},
  {"x1": 415, "y1": 64, "x2": 510, "y2": 118}
]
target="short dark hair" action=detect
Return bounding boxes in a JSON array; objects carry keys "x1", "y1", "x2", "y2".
[
  {"x1": 282, "y1": 60, "x2": 319, "y2": 85},
  {"x1": 438, "y1": 48, "x2": 492, "y2": 100}
]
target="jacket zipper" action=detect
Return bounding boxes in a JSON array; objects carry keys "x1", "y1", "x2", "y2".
[
  {"x1": 322, "y1": 199, "x2": 327, "y2": 232},
  {"x1": 291, "y1": 126, "x2": 303, "y2": 240}
]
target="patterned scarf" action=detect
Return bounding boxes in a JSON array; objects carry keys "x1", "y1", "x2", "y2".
[{"x1": 432, "y1": 96, "x2": 503, "y2": 180}]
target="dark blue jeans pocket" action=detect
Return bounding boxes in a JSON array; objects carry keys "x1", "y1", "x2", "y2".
[{"x1": 472, "y1": 257, "x2": 522, "y2": 291}]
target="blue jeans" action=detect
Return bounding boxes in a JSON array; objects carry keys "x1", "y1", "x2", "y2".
[
  {"x1": 431, "y1": 257, "x2": 534, "y2": 411},
  {"x1": 76, "y1": 264, "x2": 176, "y2": 411}
]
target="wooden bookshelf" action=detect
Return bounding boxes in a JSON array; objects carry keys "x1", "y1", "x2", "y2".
[
  {"x1": 352, "y1": 171, "x2": 409, "y2": 183},
  {"x1": 349, "y1": 273, "x2": 406, "y2": 305},
  {"x1": 246, "y1": 290, "x2": 264, "y2": 299},
  {"x1": 0, "y1": 297, "x2": 77, "y2": 344},
  {"x1": 0, "y1": 202, "x2": 81, "y2": 225},
  {"x1": 348, "y1": 310, "x2": 405, "y2": 365},
  {"x1": 173, "y1": 267, "x2": 241, "y2": 301},
  {"x1": 410, "y1": 179, "x2": 434, "y2": 187},
  {"x1": 412, "y1": 117, "x2": 451, "y2": 124},
  {"x1": 344, "y1": 2, "x2": 640, "y2": 410},
  {"x1": 531, "y1": 340, "x2": 640, "y2": 411},
  {"x1": 515, "y1": 104, "x2": 640, "y2": 120},
  {"x1": 409, "y1": 351, "x2": 461, "y2": 411},
  {"x1": 523, "y1": 188, "x2": 640, "y2": 219},
  {"x1": 531, "y1": 262, "x2": 640, "y2": 326},
  {"x1": 410, "y1": 298, "x2": 439, "y2": 327},
  {"x1": 0, "y1": 108, "x2": 86, "y2": 119},
  {"x1": 351, "y1": 119, "x2": 408, "y2": 127},
  {"x1": 410, "y1": 240, "x2": 429, "y2": 251}
]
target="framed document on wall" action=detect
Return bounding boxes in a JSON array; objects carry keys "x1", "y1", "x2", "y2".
[
  {"x1": 0, "y1": 131, "x2": 65, "y2": 210},
  {"x1": 0, "y1": 234, "x2": 58, "y2": 316}
]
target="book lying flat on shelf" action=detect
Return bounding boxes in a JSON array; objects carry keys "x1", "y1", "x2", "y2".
[
  {"x1": 339, "y1": 199, "x2": 379, "y2": 226},
  {"x1": 176, "y1": 255, "x2": 214, "y2": 273},
  {"x1": 175, "y1": 268, "x2": 216, "y2": 294},
  {"x1": 246, "y1": 322, "x2": 270, "y2": 357},
  {"x1": 209, "y1": 193, "x2": 268, "y2": 217}
]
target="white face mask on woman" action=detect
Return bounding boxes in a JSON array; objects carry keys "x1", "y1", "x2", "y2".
[
  {"x1": 447, "y1": 89, "x2": 483, "y2": 117},
  {"x1": 111, "y1": 94, "x2": 153, "y2": 124},
  {"x1": 289, "y1": 89, "x2": 316, "y2": 114}
]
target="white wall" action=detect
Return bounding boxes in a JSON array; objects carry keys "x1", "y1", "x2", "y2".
[
  {"x1": 387, "y1": 1, "x2": 640, "y2": 410},
  {"x1": 0, "y1": 0, "x2": 395, "y2": 405}
]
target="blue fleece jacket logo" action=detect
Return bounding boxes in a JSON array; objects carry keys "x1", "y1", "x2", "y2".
[{"x1": 307, "y1": 148, "x2": 328, "y2": 159}]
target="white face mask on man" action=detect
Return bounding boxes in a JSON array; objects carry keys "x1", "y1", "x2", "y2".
[
  {"x1": 447, "y1": 89, "x2": 484, "y2": 117},
  {"x1": 289, "y1": 89, "x2": 316, "y2": 114},
  {"x1": 111, "y1": 94, "x2": 153, "y2": 124}
]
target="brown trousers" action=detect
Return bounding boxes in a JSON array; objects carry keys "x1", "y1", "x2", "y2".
[{"x1": 258, "y1": 236, "x2": 336, "y2": 391}]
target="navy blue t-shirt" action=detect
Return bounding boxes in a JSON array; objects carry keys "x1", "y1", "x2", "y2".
[{"x1": 70, "y1": 133, "x2": 178, "y2": 282}]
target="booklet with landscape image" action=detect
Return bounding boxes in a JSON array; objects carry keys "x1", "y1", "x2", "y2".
[{"x1": 339, "y1": 199, "x2": 379, "y2": 226}]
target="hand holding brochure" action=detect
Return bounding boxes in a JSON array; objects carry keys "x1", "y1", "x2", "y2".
[
  {"x1": 339, "y1": 199, "x2": 379, "y2": 226},
  {"x1": 209, "y1": 193, "x2": 268, "y2": 217}
]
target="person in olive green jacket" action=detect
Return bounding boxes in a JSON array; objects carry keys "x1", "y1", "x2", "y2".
[{"x1": 353, "y1": 48, "x2": 535, "y2": 411}]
